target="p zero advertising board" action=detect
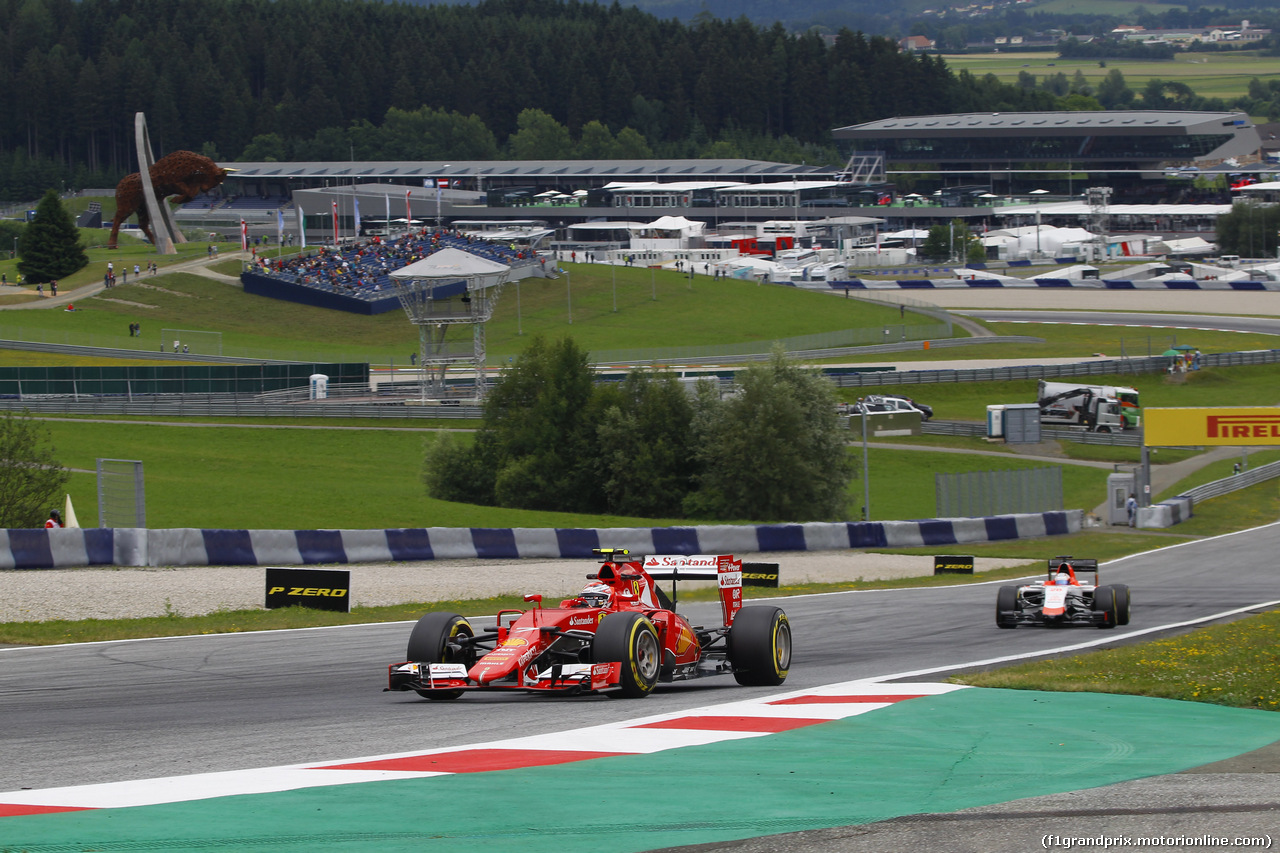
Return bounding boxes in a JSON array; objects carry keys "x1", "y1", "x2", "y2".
[
  {"x1": 1143, "y1": 407, "x2": 1280, "y2": 447},
  {"x1": 265, "y1": 567, "x2": 351, "y2": 612}
]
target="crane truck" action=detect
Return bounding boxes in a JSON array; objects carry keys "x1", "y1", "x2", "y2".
[
  {"x1": 1037, "y1": 385, "x2": 1125, "y2": 432},
  {"x1": 1038, "y1": 380, "x2": 1140, "y2": 429}
]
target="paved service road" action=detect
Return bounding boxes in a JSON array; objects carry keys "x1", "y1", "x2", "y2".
[{"x1": 4, "y1": 525, "x2": 1279, "y2": 794}]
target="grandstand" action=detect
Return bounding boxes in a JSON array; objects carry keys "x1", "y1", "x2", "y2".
[{"x1": 240, "y1": 228, "x2": 543, "y2": 316}]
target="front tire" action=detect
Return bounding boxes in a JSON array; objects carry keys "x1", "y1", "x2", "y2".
[
  {"x1": 1092, "y1": 585, "x2": 1118, "y2": 629},
  {"x1": 728, "y1": 606, "x2": 791, "y2": 686},
  {"x1": 594, "y1": 612, "x2": 660, "y2": 698},
  {"x1": 1113, "y1": 584, "x2": 1131, "y2": 625},
  {"x1": 406, "y1": 612, "x2": 474, "y2": 700},
  {"x1": 996, "y1": 586, "x2": 1020, "y2": 629}
]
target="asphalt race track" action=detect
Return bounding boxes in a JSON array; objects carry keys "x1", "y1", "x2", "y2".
[
  {"x1": 959, "y1": 309, "x2": 1280, "y2": 337},
  {"x1": 4, "y1": 523, "x2": 1279, "y2": 797}
]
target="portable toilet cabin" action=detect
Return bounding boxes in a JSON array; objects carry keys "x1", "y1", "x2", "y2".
[{"x1": 1003, "y1": 403, "x2": 1042, "y2": 444}]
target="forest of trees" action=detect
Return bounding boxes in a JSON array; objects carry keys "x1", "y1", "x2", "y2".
[
  {"x1": 3, "y1": 0, "x2": 1277, "y2": 203},
  {"x1": 0, "y1": 0, "x2": 1065, "y2": 201}
]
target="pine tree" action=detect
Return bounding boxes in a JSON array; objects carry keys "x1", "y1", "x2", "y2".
[{"x1": 16, "y1": 190, "x2": 88, "y2": 284}]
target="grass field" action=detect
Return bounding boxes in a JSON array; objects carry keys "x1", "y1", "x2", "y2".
[
  {"x1": 957, "y1": 607, "x2": 1280, "y2": 712},
  {"x1": 941, "y1": 49, "x2": 1271, "y2": 103},
  {"x1": 41, "y1": 416, "x2": 1117, "y2": 529},
  {"x1": 1, "y1": 255, "x2": 1275, "y2": 528},
  {"x1": 34, "y1": 364, "x2": 1278, "y2": 530},
  {"x1": 0, "y1": 265, "x2": 935, "y2": 364}
]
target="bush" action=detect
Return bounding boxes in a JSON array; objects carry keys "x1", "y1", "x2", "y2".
[
  {"x1": 0, "y1": 410, "x2": 69, "y2": 528},
  {"x1": 683, "y1": 348, "x2": 854, "y2": 522},
  {"x1": 423, "y1": 339, "x2": 856, "y2": 522}
]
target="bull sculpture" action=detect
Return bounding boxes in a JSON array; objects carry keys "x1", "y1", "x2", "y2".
[{"x1": 108, "y1": 151, "x2": 231, "y2": 249}]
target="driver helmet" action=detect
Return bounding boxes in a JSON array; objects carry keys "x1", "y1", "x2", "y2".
[
  {"x1": 1054, "y1": 566, "x2": 1072, "y2": 585},
  {"x1": 579, "y1": 583, "x2": 613, "y2": 609}
]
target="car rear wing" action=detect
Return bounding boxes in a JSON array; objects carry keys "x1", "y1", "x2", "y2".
[
  {"x1": 1047, "y1": 556, "x2": 1099, "y2": 579},
  {"x1": 640, "y1": 555, "x2": 779, "y2": 588},
  {"x1": 640, "y1": 554, "x2": 770, "y2": 626}
]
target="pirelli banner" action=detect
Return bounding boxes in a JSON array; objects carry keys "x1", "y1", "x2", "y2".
[
  {"x1": 1144, "y1": 407, "x2": 1280, "y2": 447},
  {"x1": 265, "y1": 567, "x2": 351, "y2": 612}
]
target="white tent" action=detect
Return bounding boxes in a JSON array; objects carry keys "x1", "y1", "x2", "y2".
[
  {"x1": 638, "y1": 215, "x2": 705, "y2": 234},
  {"x1": 980, "y1": 224, "x2": 1096, "y2": 257},
  {"x1": 629, "y1": 215, "x2": 705, "y2": 250},
  {"x1": 391, "y1": 247, "x2": 510, "y2": 288},
  {"x1": 1150, "y1": 236, "x2": 1217, "y2": 256}
]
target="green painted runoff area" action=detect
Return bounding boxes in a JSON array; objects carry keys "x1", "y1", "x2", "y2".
[{"x1": 8, "y1": 688, "x2": 1280, "y2": 852}]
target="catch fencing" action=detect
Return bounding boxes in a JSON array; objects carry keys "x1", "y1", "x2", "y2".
[
  {"x1": 825, "y1": 349, "x2": 1280, "y2": 389},
  {"x1": 936, "y1": 466, "x2": 1064, "y2": 519}
]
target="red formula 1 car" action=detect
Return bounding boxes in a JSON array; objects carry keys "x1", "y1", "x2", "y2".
[
  {"x1": 995, "y1": 557, "x2": 1131, "y2": 629},
  {"x1": 386, "y1": 549, "x2": 791, "y2": 699}
]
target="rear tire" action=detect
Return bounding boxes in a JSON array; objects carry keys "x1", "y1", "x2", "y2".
[
  {"x1": 594, "y1": 612, "x2": 660, "y2": 698},
  {"x1": 406, "y1": 612, "x2": 474, "y2": 700},
  {"x1": 1092, "y1": 585, "x2": 1118, "y2": 629},
  {"x1": 996, "y1": 586, "x2": 1020, "y2": 629},
  {"x1": 728, "y1": 606, "x2": 791, "y2": 686}
]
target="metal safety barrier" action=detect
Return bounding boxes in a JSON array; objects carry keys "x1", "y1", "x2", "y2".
[
  {"x1": 922, "y1": 420, "x2": 1142, "y2": 446},
  {"x1": 1179, "y1": 459, "x2": 1280, "y2": 504}
]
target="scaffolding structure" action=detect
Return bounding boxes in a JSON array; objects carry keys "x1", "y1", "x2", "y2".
[
  {"x1": 388, "y1": 248, "x2": 511, "y2": 399},
  {"x1": 1085, "y1": 186, "x2": 1112, "y2": 261}
]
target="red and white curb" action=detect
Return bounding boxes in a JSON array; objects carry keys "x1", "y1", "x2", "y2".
[{"x1": 0, "y1": 681, "x2": 965, "y2": 818}]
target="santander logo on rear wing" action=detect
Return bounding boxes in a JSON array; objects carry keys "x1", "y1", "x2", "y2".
[{"x1": 643, "y1": 554, "x2": 744, "y2": 625}]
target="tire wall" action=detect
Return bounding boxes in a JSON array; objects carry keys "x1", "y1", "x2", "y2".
[{"x1": 1, "y1": 510, "x2": 1082, "y2": 569}]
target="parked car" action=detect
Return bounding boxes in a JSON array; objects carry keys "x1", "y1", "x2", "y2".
[{"x1": 851, "y1": 395, "x2": 932, "y2": 420}]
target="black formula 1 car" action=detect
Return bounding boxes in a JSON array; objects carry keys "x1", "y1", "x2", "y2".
[
  {"x1": 387, "y1": 549, "x2": 791, "y2": 699},
  {"x1": 995, "y1": 557, "x2": 1131, "y2": 629}
]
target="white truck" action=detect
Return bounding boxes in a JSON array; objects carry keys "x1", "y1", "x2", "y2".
[
  {"x1": 1038, "y1": 380, "x2": 1140, "y2": 430},
  {"x1": 1037, "y1": 384, "x2": 1125, "y2": 432}
]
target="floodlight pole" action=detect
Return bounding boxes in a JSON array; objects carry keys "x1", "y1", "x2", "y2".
[
  {"x1": 651, "y1": 265, "x2": 656, "y2": 301},
  {"x1": 516, "y1": 280, "x2": 522, "y2": 335},
  {"x1": 566, "y1": 269, "x2": 572, "y2": 324},
  {"x1": 611, "y1": 264, "x2": 617, "y2": 312}
]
